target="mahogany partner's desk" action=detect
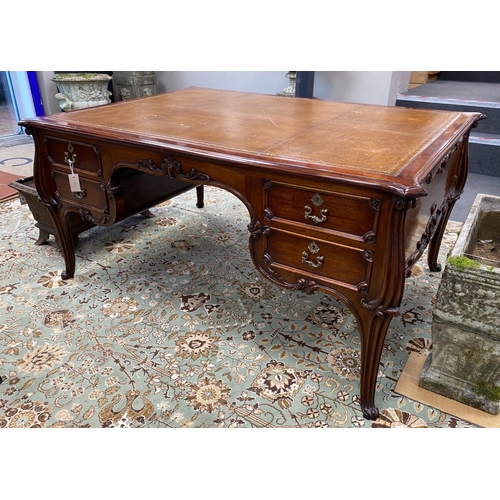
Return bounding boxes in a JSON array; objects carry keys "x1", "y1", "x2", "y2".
[{"x1": 20, "y1": 88, "x2": 484, "y2": 419}]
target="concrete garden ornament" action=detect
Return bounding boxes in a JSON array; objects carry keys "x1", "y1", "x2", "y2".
[
  {"x1": 420, "y1": 194, "x2": 500, "y2": 414},
  {"x1": 51, "y1": 73, "x2": 112, "y2": 111}
]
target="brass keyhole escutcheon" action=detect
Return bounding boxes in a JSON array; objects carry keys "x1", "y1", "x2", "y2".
[
  {"x1": 302, "y1": 241, "x2": 324, "y2": 268},
  {"x1": 304, "y1": 192, "x2": 328, "y2": 224}
]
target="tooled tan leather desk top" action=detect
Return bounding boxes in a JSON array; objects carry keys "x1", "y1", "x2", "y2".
[{"x1": 33, "y1": 87, "x2": 477, "y2": 188}]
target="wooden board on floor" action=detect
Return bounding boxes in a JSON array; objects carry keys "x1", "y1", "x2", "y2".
[
  {"x1": 0, "y1": 170, "x2": 22, "y2": 202},
  {"x1": 395, "y1": 352, "x2": 500, "y2": 428}
]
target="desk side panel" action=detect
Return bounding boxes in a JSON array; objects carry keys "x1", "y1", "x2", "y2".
[{"x1": 404, "y1": 134, "x2": 468, "y2": 275}]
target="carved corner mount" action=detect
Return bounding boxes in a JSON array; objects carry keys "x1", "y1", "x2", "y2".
[
  {"x1": 362, "y1": 250, "x2": 374, "y2": 263},
  {"x1": 362, "y1": 231, "x2": 377, "y2": 245},
  {"x1": 263, "y1": 208, "x2": 273, "y2": 221},
  {"x1": 248, "y1": 220, "x2": 270, "y2": 240},
  {"x1": 370, "y1": 198, "x2": 381, "y2": 211}
]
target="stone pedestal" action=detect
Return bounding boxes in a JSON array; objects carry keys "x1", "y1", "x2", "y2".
[
  {"x1": 51, "y1": 73, "x2": 112, "y2": 111},
  {"x1": 419, "y1": 194, "x2": 500, "y2": 414},
  {"x1": 277, "y1": 71, "x2": 296, "y2": 97},
  {"x1": 111, "y1": 71, "x2": 157, "y2": 101}
]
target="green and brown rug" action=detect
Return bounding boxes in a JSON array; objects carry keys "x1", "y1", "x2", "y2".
[{"x1": 0, "y1": 186, "x2": 475, "y2": 428}]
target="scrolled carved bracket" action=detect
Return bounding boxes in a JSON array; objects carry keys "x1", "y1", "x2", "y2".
[
  {"x1": 361, "y1": 298, "x2": 400, "y2": 319},
  {"x1": 136, "y1": 158, "x2": 167, "y2": 174},
  {"x1": 248, "y1": 220, "x2": 271, "y2": 240},
  {"x1": 106, "y1": 182, "x2": 122, "y2": 197},
  {"x1": 262, "y1": 254, "x2": 319, "y2": 294},
  {"x1": 375, "y1": 306, "x2": 400, "y2": 319},
  {"x1": 78, "y1": 209, "x2": 109, "y2": 225},
  {"x1": 294, "y1": 278, "x2": 320, "y2": 294},
  {"x1": 425, "y1": 143, "x2": 459, "y2": 185},
  {"x1": 405, "y1": 199, "x2": 449, "y2": 276},
  {"x1": 162, "y1": 156, "x2": 210, "y2": 183},
  {"x1": 43, "y1": 198, "x2": 62, "y2": 209}
]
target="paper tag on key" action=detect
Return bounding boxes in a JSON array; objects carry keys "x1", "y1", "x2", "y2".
[{"x1": 68, "y1": 173, "x2": 82, "y2": 192}]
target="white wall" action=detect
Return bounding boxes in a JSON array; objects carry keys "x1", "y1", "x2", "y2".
[
  {"x1": 314, "y1": 71, "x2": 411, "y2": 105},
  {"x1": 157, "y1": 71, "x2": 290, "y2": 96},
  {"x1": 37, "y1": 71, "x2": 411, "y2": 116},
  {"x1": 157, "y1": 71, "x2": 410, "y2": 106}
]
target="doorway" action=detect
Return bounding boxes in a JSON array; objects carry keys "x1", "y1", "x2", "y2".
[
  {"x1": 0, "y1": 71, "x2": 43, "y2": 139},
  {"x1": 0, "y1": 72, "x2": 20, "y2": 137}
]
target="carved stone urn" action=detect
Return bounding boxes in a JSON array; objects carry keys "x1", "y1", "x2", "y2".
[{"x1": 51, "y1": 73, "x2": 112, "y2": 111}]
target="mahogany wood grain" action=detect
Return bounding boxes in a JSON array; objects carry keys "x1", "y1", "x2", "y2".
[{"x1": 20, "y1": 88, "x2": 484, "y2": 419}]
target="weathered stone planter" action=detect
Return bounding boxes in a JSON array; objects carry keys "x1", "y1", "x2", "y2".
[
  {"x1": 419, "y1": 194, "x2": 500, "y2": 414},
  {"x1": 51, "y1": 73, "x2": 112, "y2": 111}
]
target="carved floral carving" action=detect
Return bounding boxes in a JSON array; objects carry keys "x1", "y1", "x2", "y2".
[{"x1": 162, "y1": 157, "x2": 210, "y2": 183}]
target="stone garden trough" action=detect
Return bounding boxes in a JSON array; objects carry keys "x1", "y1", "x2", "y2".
[{"x1": 419, "y1": 194, "x2": 500, "y2": 414}]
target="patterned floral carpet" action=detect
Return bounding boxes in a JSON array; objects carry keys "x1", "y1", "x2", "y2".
[{"x1": 0, "y1": 186, "x2": 475, "y2": 428}]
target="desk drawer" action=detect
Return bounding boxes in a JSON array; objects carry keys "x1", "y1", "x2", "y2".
[
  {"x1": 265, "y1": 182, "x2": 380, "y2": 240},
  {"x1": 265, "y1": 229, "x2": 373, "y2": 290},
  {"x1": 53, "y1": 170, "x2": 108, "y2": 210},
  {"x1": 45, "y1": 136, "x2": 102, "y2": 175}
]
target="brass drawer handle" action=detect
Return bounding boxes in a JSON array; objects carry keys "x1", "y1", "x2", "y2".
[
  {"x1": 73, "y1": 189, "x2": 87, "y2": 199},
  {"x1": 302, "y1": 241, "x2": 324, "y2": 268},
  {"x1": 302, "y1": 251, "x2": 324, "y2": 268},
  {"x1": 304, "y1": 205, "x2": 328, "y2": 224}
]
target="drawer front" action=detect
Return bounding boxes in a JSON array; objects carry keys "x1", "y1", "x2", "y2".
[
  {"x1": 265, "y1": 182, "x2": 380, "y2": 239},
  {"x1": 264, "y1": 229, "x2": 373, "y2": 290},
  {"x1": 44, "y1": 136, "x2": 102, "y2": 176},
  {"x1": 53, "y1": 170, "x2": 108, "y2": 210}
]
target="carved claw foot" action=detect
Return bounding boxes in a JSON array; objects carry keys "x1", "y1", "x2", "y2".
[
  {"x1": 61, "y1": 270, "x2": 74, "y2": 280},
  {"x1": 430, "y1": 262, "x2": 442, "y2": 273},
  {"x1": 362, "y1": 406, "x2": 380, "y2": 421}
]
